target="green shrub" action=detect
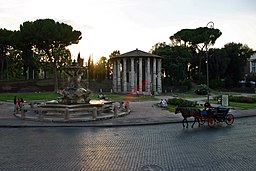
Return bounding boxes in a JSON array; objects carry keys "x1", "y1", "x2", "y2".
[
  {"x1": 167, "y1": 98, "x2": 196, "y2": 107},
  {"x1": 181, "y1": 80, "x2": 192, "y2": 91},
  {"x1": 213, "y1": 95, "x2": 221, "y2": 101},
  {"x1": 213, "y1": 95, "x2": 256, "y2": 103},
  {"x1": 224, "y1": 76, "x2": 233, "y2": 88},
  {"x1": 194, "y1": 84, "x2": 208, "y2": 95},
  {"x1": 210, "y1": 79, "x2": 224, "y2": 89},
  {"x1": 229, "y1": 95, "x2": 256, "y2": 103},
  {"x1": 193, "y1": 73, "x2": 205, "y2": 84}
]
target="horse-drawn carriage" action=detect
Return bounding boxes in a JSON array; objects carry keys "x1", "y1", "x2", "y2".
[
  {"x1": 175, "y1": 104, "x2": 235, "y2": 128},
  {"x1": 199, "y1": 106, "x2": 234, "y2": 127}
]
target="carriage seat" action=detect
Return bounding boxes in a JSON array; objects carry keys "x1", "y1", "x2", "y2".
[
  {"x1": 216, "y1": 106, "x2": 229, "y2": 114},
  {"x1": 201, "y1": 108, "x2": 216, "y2": 116}
]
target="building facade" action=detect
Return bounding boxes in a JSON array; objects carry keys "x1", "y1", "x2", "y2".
[
  {"x1": 110, "y1": 49, "x2": 163, "y2": 95},
  {"x1": 249, "y1": 52, "x2": 256, "y2": 74}
]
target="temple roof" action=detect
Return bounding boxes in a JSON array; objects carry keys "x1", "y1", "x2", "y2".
[{"x1": 110, "y1": 49, "x2": 163, "y2": 59}]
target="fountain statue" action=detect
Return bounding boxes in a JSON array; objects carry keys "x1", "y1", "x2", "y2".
[
  {"x1": 15, "y1": 59, "x2": 130, "y2": 122},
  {"x1": 57, "y1": 61, "x2": 90, "y2": 104}
]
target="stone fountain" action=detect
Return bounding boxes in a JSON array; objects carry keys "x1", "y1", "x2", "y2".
[
  {"x1": 15, "y1": 60, "x2": 130, "y2": 122},
  {"x1": 35, "y1": 61, "x2": 121, "y2": 122},
  {"x1": 57, "y1": 61, "x2": 90, "y2": 104}
]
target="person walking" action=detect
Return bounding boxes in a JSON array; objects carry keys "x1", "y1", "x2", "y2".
[
  {"x1": 17, "y1": 98, "x2": 21, "y2": 111},
  {"x1": 13, "y1": 96, "x2": 17, "y2": 114},
  {"x1": 20, "y1": 98, "x2": 24, "y2": 111}
]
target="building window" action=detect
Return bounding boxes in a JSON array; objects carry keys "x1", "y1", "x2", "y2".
[{"x1": 252, "y1": 61, "x2": 256, "y2": 73}]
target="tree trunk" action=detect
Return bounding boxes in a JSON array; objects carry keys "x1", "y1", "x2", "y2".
[
  {"x1": 1, "y1": 59, "x2": 4, "y2": 80},
  {"x1": 53, "y1": 60, "x2": 58, "y2": 92},
  {"x1": 51, "y1": 47, "x2": 58, "y2": 92},
  {"x1": 199, "y1": 55, "x2": 202, "y2": 74}
]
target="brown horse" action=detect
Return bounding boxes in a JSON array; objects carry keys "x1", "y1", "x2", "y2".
[{"x1": 175, "y1": 107, "x2": 201, "y2": 128}]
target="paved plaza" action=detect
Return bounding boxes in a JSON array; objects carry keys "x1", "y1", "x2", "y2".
[
  {"x1": 1, "y1": 96, "x2": 256, "y2": 127},
  {"x1": 1, "y1": 96, "x2": 256, "y2": 170},
  {"x1": 1, "y1": 117, "x2": 256, "y2": 171}
]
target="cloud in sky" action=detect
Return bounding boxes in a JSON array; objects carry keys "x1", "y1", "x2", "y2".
[{"x1": 0, "y1": 0, "x2": 256, "y2": 61}]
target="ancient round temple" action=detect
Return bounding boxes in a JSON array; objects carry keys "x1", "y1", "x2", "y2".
[{"x1": 110, "y1": 49, "x2": 163, "y2": 95}]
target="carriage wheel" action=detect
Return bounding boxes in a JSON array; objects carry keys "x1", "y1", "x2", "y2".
[
  {"x1": 208, "y1": 118, "x2": 215, "y2": 128},
  {"x1": 199, "y1": 117, "x2": 205, "y2": 125},
  {"x1": 225, "y1": 114, "x2": 234, "y2": 125}
]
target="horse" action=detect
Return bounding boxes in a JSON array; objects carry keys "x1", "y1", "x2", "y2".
[{"x1": 175, "y1": 107, "x2": 201, "y2": 128}]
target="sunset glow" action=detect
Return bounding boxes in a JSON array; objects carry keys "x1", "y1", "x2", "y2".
[{"x1": 0, "y1": 0, "x2": 255, "y2": 62}]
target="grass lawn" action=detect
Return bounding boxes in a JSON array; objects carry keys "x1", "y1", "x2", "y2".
[
  {"x1": 0, "y1": 91, "x2": 254, "y2": 110},
  {"x1": 164, "y1": 101, "x2": 256, "y2": 113},
  {"x1": 229, "y1": 101, "x2": 256, "y2": 109},
  {"x1": 101, "y1": 93, "x2": 157, "y2": 101},
  {"x1": 0, "y1": 91, "x2": 157, "y2": 102},
  {"x1": 0, "y1": 92, "x2": 58, "y2": 101}
]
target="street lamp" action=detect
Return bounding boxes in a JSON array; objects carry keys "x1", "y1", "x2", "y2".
[{"x1": 205, "y1": 21, "x2": 214, "y2": 102}]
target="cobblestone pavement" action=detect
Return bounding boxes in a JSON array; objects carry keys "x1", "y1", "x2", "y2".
[
  {"x1": 0, "y1": 117, "x2": 256, "y2": 171},
  {"x1": 1, "y1": 98, "x2": 256, "y2": 127},
  {"x1": 0, "y1": 100, "x2": 188, "y2": 127}
]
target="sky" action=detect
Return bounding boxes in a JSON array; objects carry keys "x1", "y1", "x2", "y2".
[{"x1": 0, "y1": 0, "x2": 256, "y2": 62}]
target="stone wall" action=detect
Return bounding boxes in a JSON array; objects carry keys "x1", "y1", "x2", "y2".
[
  {"x1": 0, "y1": 79, "x2": 113, "y2": 93},
  {"x1": 0, "y1": 79, "x2": 55, "y2": 93},
  {"x1": 88, "y1": 79, "x2": 112, "y2": 92}
]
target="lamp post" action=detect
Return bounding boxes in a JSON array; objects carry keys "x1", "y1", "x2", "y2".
[
  {"x1": 205, "y1": 45, "x2": 209, "y2": 102},
  {"x1": 206, "y1": 21, "x2": 214, "y2": 102}
]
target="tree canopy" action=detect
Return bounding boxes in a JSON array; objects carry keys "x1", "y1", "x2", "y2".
[
  {"x1": 1, "y1": 20, "x2": 255, "y2": 92},
  {"x1": 0, "y1": 29, "x2": 13, "y2": 79},
  {"x1": 170, "y1": 27, "x2": 222, "y2": 51},
  {"x1": 151, "y1": 42, "x2": 192, "y2": 85},
  {"x1": 15, "y1": 19, "x2": 82, "y2": 91},
  {"x1": 152, "y1": 26, "x2": 254, "y2": 90},
  {"x1": 223, "y1": 42, "x2": 253, "y2": 87}
]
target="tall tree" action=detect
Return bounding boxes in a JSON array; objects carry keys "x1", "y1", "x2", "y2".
[
  {"x1": 109, "y1": 50, "x2": 120, "y2": 58},
  {"x1": 208, "y1": 48, "x2": 229, "y2": 80},
  {"x1": 170, "y1": 27, "x2": 222, "y2": 50},
  {"x1": 87, "y1": 55, "x2": 94, "y2": 81},
  {"x1": 94, "y1": 56, "x2": 107, "y2": 81},
  {"x1": 151, "y1": 42, "x2": 192, "y2": 85},
  {"x1": 108, "y1": 50, "x2": 120, "y2": 79},
  {"x1": 170, "y1": 27, "x2": 222, "y2": 73},
  {"x1": 12, "y1": 21, "x2": 38, "y2": 79},
  {"x1": 0, "y1": 29, "x2": 13, "y2": 79},
  {"x1": 18, "y1": 19, "x2": 82, "y2": 91},
  {"x1": 223, "y1": 42, "x2": 253, "y2": 87},
  {"x1": 6, "y1": 48, "x2": 23, "y2": 79}
]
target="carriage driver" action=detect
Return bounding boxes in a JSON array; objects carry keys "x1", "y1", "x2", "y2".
[
  {"x1": 202, "y1": 102, "x2": 215, "y2": 116},
  {"x1": 204, "y1": 102, "x2": 212, "y2": 110}
]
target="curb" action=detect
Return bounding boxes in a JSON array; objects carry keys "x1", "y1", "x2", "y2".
[
  {"x1": 12, "y1": 110, "x2": 131, "y2": 123},
  {"x1": 0, "y1": 120, "x2": 181, "y2": 128},
  {"x1": 1, "y1": 115, "x2": 256, "y2": 128}
]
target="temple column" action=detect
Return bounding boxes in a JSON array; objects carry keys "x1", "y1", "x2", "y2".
[
  {"x1": 122, "y1": 58, "x2": 127, "y2": 93},
  {"x1": 157, "y1": 59, "x2": 162, "y2": 93},
  {"x1": 153, "y1": 58, "x2": 156, "y2": 94},
  {"x1": 112, "y1": 60, "x2": 117, "y2": 92},
  {"x1": 134, "y1": 71, "x2": 137, "y2": 93},
  {"x1": 130, "y1": 58, "x2": 135, "y2": 93},
  {"x1": 147, "y1": 57, "x2": 151, "y2": 93},
  {"x1": 117, "y1": 59, "x2": 121, "y2": 92},
  {"x1": 139, "y1": 58, "x2": 143, "y2": 93}
]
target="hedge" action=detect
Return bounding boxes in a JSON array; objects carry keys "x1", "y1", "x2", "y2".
[{"x1": 167, "y1": 98, "x2": 196, "y2": 107}]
